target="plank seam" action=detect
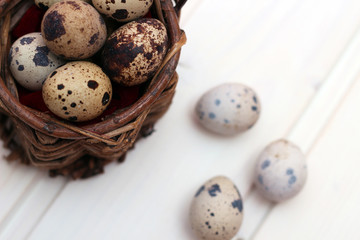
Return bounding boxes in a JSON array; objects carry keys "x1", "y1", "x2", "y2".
[{"x1": 248, "y1": 20, "x2": 360, "y2": 240}]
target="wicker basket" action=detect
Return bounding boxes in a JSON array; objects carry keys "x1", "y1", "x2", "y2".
[{"x1": 0, "y1": 0, "x2": 187, "y2": 179}]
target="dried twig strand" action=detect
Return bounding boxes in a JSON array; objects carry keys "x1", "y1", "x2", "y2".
[
  {"x1": 0, "y1": 0, "x2": 23, "y2": 18},
  {"x1": 0, "y1": 0, "x2": 186, "y2": 179},
  {"x1": 174, "y1": 0, "x2": 188, "y2": 16},
  {"x1": 0, "y1": 0, "x2": 11, "y2": 16}
]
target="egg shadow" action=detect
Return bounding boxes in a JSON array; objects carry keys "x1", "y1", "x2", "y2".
[{"x1": 180, "y1": 186, "x2": 198, "y2": 240}]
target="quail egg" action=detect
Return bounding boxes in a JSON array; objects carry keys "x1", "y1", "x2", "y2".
[
  {"x1": 190, "y1": 176, "x2": 244, "y2": 240},
  {"x1": 101, "y1": 18, "x2": 168, "y2": 86},
  {"x1": 8, "y1": 32, "x2": 66, "y2": 91},
  {"x1": 195, "y1": 83, "x2": 261, "y2": 136},
  {"x1": 254, "y1": 139, "x2": 308, "y2": 202},
  {"x1": 92, "y1": 0, "x2": 153, "y2": 22},
  {"x1": 41, "y1": 0, "x2": 107, "y2": 59},
  {"x1": 42, "y1": 61, "x2": 112, "y2": 122}
]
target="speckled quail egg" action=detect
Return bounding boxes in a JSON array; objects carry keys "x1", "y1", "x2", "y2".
[
  {"x1": 195, "y1": 83, "x2": 261, "y2": 136},
  {"x1": 190, "y1": 176, "x2": 243, "y2": 240},
  {"x1": 8, "y1": 32, "x2": 66, "y2": 91},
  {"x1": 41, "y1": 0, "x2": 107, "y2": 59},
  {"x1": 101, "y1": 18, "x2": 168, "y2": 86},
  {"x1": 42, "y1": 61, "x2": 112, "y2": 122},
  {"x1": 254, "y1": 139, "x2": 308, "y2": 202},
  {"x1": 92, "y1": 0, "x2": 153, "y2": 22},
  {"x1": 35, "y1": 0, "x2": 91, "y2": 10}
]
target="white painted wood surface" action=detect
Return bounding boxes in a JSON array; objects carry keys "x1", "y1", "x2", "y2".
[{"x1": 1, "y1": 0, "x2": 360, "y2": 239}]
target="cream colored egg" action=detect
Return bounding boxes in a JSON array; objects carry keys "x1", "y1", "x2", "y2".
[
  {"x1": 42, "y1": 61, "x2": 112, "y2": 122},
  {"x1": 195, "y1": 83, "x2": 261, "y2": 136},
  {"x1": 8, "y1": 32, "x2": 66, "y2": 91},
  {"x1": 254, "y1": 139, "x2": 308, "y2": 202},
  {"x1": 41, "y1": 0, "x2": 107, "y2": 59},
  {"x1": 92, "y1": 0, "x2": 153, "y2": 22},
  {"x1": 101, "y1": 18, "x2": 168, "y2": 86},
  {"x1": 190, "y1": 176, "x2": 243, "y2": 240},
  {"x1": 35, "y1": 0, "x2": 91, "y2": 10}
]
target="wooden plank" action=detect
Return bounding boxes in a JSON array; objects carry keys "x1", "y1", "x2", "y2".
[
  {"x1": 0, "y1": 145, "x2": 12, "y2": 188},
  {"x1": 0, "y1": 172, "x2": 66, "y2": 240},
  {"x1": 237, "y1": 189, "x2": 273, "y2": 240},
  {"x1": 0, "y1": 165, "x2": 40, "y2": 223},
  {"x1": 178, "y1": 0, "x2": 204, "y2": 27},
  {"x1": 239, "y1": 13, "x2": 360, "y2": 239},
  {"x1": 253, "y1": 75, "x2": 360, "y2": 240}
]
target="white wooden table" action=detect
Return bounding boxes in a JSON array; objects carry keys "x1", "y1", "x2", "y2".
[{"x1": 2, "y1": 0, "x2": 360, "y2": 239}]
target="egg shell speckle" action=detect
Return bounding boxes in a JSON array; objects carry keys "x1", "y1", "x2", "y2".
[
  {"x1": 35, "y1": 0, "x2": 91, "y2": 10},
  {"x1": 254, "y1": 139, "x2": 308, "y2": 202},
  {"x1": 42, "y1": 61, "x2": 112, "y2": 122},
  {"x1": 101, "y1": 18, "x2": 168, "y2": 86},
  {"x1": 195, "y1": 83, "x2": 261, "y2": 136},
  {"x1": 41, "y1": 0, "x2": 107, "y2": 59},
  {"x1": 190, "y1": 176, "x2": 243, "y2": 240},
  {"x1": 92, "y1": 0, "x2": 153, "y2": 22},
  {"x1": 8, "y1": 32, "x2": 66, "y2": 91}
]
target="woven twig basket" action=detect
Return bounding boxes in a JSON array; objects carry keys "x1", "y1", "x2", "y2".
[{"x1": 0, "y1": 0, "x2": 186, "y2": 179}]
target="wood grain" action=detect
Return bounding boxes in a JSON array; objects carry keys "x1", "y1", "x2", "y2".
[
  {"x1": 239, "y1": 20, "x2": 360, "y2": 239},
  {"x1": 254, "y1": 74, "x2": 360, "y2": 240}
]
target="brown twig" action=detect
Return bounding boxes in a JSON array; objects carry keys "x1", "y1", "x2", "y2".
[{"x1": 174, "y1": 0, "x2": 188, "y2": 16}]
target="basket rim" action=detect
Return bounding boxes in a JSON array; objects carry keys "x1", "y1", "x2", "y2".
[{"x1": 0, "y1": 0, "x2": 185, "y2": 140}]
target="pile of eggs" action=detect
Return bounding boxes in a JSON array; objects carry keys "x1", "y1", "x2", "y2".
[{"x1": 9, "y1": 0, "x2": 168, "y2": 122}]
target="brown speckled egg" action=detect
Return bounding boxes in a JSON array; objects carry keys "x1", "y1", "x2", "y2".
[
  {"x1": 101, "y1": 18, "x2": 168, "y2": 86},
  {"x1": 42, "y1": 61, "x2": 112, "y2": 122},
  {"x1": 92, "y1": 0, "x2": 153, "y2": 22},
  {"x1": 41, "y1": 0, "x2": 107, "y2": 59},
  {"x1": 190, "y1": 176, "x2": 244, "y2": 240},
  {"x1": 35, "y1": 0, "x2": 91, "y2": 10}
]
